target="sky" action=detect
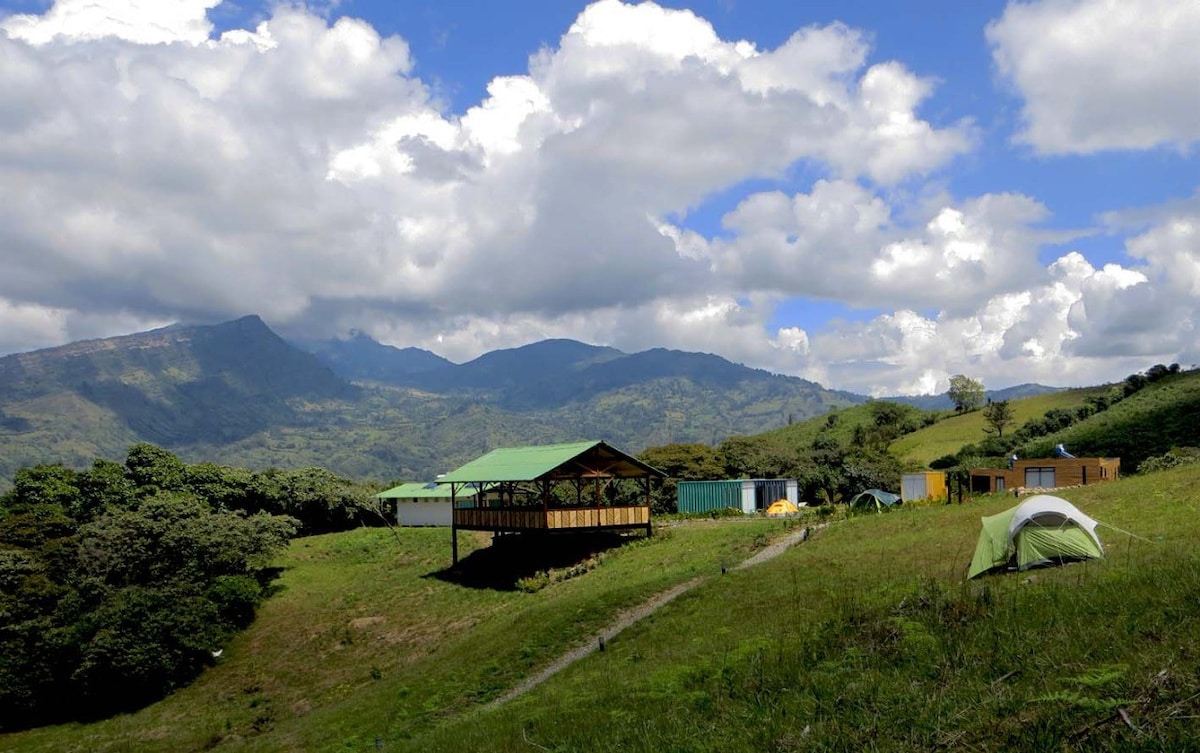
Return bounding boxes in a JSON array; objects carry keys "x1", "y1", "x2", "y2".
[{"x1": 1, "y1": 0, "x2": 1198, "y2": 396}]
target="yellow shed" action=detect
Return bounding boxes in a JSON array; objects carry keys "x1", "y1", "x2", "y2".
[{"x1": 901, "y1": 471, "x2": 948, "y2": 503}]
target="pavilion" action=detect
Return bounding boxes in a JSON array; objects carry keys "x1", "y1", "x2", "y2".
[{"x1": 438, "y1": 440, "x2": 665, "y2": 563}]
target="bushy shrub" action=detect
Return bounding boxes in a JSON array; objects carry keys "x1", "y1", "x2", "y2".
[
  {"x1": 929, "y1": 454, "x2": 959, "y2": 470},
  {"x1": 1138, "y1": 447, "x2": 1200, "y2": 474}
]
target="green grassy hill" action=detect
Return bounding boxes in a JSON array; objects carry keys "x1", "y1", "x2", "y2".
[
  {"x1": 7, "y1": 465, "x2": 1200, "y2": 751},
  {"x1": 1018, "y1": 369, "x2": 1200, "y2": 471},
  {"x1": 758, "y1": 400, "x2": 931, "y2": 450},
  {"x1": 888, "y1": 385, "x2": 1111, "y2": 466}
]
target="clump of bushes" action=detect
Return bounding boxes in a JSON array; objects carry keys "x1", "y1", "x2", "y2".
[
  {"x1": 516, "y1": 552, "x2": 610, "y2": 593},
  {"x1": 1138, "y1": 447, "x2": 1200, "y2": 474}
]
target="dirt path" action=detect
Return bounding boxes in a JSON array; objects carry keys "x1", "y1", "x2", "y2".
[
  {"x1": 484, "y1": 522, "x2": 824, "y2": 710},
  {"x1": 736, "y1": 525, "x2": 815, "y2": 569}
]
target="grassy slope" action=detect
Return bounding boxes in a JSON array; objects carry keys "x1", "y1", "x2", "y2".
[
  {"x1": 755, "y1": 401, "x2": 930, "y2": 449},
  {"x1": 889, "y1": 385, "x2": 1112, "y2": 466},
  {"x1": 8, "y1": 466, "x2": 1200, "y2": 751},
  {"x1": 0, "y1": 519, "x2": 786, "y2": 752},
  {"x1": 412, "y1": 465, "x2": 1200, "y2": 752},
  {"x1": 1020, "y1": 369, "x2": 1200, "y2": 471}
]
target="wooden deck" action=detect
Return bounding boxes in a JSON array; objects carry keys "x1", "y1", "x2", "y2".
[{"x1": 454, "y1": 505, "x2": 650, "y2": 532}]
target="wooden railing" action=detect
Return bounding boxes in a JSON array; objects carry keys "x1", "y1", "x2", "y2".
[{"x1": 454, "y1": 505, "x2": 650, "y2": 531}]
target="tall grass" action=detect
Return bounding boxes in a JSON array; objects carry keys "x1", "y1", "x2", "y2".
[{"x1": 411, "y1": 465, "x2": 1200, "y2": 752}]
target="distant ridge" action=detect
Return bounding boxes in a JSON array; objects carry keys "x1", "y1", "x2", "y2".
[
  {"x1": 0, "y1": 315, "x2": 357, "y2": 483},
  {"x1": 1, "y1": 318, "x2": 865, "y2": 488},
  {"x1": 296, "y1": 331, "x2": 455, "y2": 383},
  {"x1": 883, "y1": 383, "x2": 1063, "y2": 411}
]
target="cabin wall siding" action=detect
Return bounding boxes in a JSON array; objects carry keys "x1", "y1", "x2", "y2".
[{"x1": 969, "y1": 457, "x2": 1120, "y2": 493}]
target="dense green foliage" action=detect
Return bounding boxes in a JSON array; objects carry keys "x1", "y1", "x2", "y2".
[
  {"x1": 637, "y1": 443, "x2": 726, "y2": 514},
  {"x1": 1138, "y1": 447, "x2": 1200, "y2": 474},
  {"x1": 1015, "y1": 366, "x2": 1198, "y2": 471},
  {"x1": 0, "y1": 444, "x2": 386, "y2": 730}
]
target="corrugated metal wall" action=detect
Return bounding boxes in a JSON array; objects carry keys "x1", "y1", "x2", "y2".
[
  {"x1": 678, "y1": 479, "x2": 798, "y2": 513},
  {"x1": 753, "y1": 479, "x2": 790, "y2": 511},
  {"x1": 677, "y1": 480, "x2": 744, "y2": 513}
]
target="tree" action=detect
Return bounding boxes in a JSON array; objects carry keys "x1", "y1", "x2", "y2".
[
  {"x1": 947, "y1": 375, "x2": 985, "y2": 414},
  {"x1": 124, "y1": 444, "x2": 186, "y2": 495},
  {"x1": 638, "y1": 443, "x2": 726, "y2": 514},
  {"x1": 982, "y1": 399, "x2": 1015, "y2": 438}
]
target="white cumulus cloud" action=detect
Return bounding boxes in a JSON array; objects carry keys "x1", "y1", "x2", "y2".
[
  {"x1": 3, "y1": 0, "x2": 1192, "y2": 398},
  {"x1": 989, "y1": 0, "x2": 1200, "y2": 153}
]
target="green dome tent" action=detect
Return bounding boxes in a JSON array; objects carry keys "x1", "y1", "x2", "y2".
[
  {"x1": 848, "y1": 489, "x2": 901, "y2": 512},
  {"x1": 968, "y1": 495, "x2": 1104, "y2": 579}
]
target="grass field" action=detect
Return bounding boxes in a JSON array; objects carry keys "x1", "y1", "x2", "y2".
[
  {"x1": 412, "y1": 465, "x2": 1200, "y2": 752},
  {"x1": 6, "y1": 464, "x2": 1200, "y2": 751},
  {"x1": 889, "y1": 385, "x2": 1112, "y2": 466},
  {"x1": 0, "y1": 518, "x2": 787, "y2": 752},
  {"x1": 757, "y1": 401, "x2": 930, "y2": 451}
]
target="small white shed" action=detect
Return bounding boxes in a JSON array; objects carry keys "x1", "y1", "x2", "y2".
[
  {"x1": 377, "y1": 482, "x2": 456, "y2": 527},
  {"x1": 377, "y1": 481, "x2": 497, "y2": 526}
]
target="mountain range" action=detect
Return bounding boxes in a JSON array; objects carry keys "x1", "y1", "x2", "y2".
[{"x1": 0, "y1": 315, "x2": 1057, "y2": 489}]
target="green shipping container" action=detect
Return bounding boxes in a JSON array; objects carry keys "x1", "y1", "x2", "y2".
[{"x1": 677, "y1": 480, "x2": 743, "y2": 514}]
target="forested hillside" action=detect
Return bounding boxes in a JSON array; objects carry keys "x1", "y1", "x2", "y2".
[
  {"x1": 0, "y1": 444, "x2": 379, "y2": 730},
  {"x1": 0, "y1": 318, "x2": 866, "y2": 489}
]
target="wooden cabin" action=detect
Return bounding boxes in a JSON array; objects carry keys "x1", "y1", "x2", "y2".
[
  {"x1": 970, "y1": 456, "x2": 1120, "y2": 494},
  {"x1": 439, "y1": 440, "x2": 665, "y2": 563}
]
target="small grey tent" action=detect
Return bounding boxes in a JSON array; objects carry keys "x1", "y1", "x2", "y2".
[
  {"x1": 968, "y1": 495, "x2": 1104, "y2": 578},
  {"x1": 848, "y1": 489, "x2": 902, "y2": 512}
]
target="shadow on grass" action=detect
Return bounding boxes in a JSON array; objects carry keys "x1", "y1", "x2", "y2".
[{"x1": 425, "y1": 531, "x2": 635, "y2": 591}]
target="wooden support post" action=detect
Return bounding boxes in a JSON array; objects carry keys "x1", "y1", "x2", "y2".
[
  {"x1": 451, "y1": 482, "x2": 459, "y2": 564},
  {"x1": 644, "y1": 475, "x2": 653, "y2": 537},
  {"x1": 595, "y1": 476, "x2": 602, "y2": 529}
]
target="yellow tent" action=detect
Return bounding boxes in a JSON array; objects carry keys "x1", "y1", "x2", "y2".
[{"x1": 765, "y1": 499, "x2": 801, "y2": 517}]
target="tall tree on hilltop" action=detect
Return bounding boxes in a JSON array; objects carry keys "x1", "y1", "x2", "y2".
[{"x1": 948, "y1": 375, "x2": 985, "y2": 414}]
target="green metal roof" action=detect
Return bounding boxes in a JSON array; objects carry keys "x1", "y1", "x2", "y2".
[
  {"x1": 376, "y1": 482, "x2": 454, "y2": 500},
  {"x1": 376, "y1": 481, "x2": 495, "y2": 499},
  {"x1": 438, "y1": 440, "x2": 664, "y2": 484}
]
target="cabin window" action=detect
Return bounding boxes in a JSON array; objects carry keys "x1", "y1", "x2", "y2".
[
  {"x1": 996, "y1": 477, "x2": 1005, "y2": 492},
  {"x1": 1025, "y1": 467, "x2": 1056, "y2": 488}
]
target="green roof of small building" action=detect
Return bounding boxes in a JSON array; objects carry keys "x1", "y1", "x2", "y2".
[
  {"x1": 376, "y1": 481, "x2": 495, "y2": 499},
  {"x1": 376, "y1": 482, "x2": 454, "y2": 500},
  {"x1": 438, "y1": 440, "x2": 663, "y2": 484}
]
